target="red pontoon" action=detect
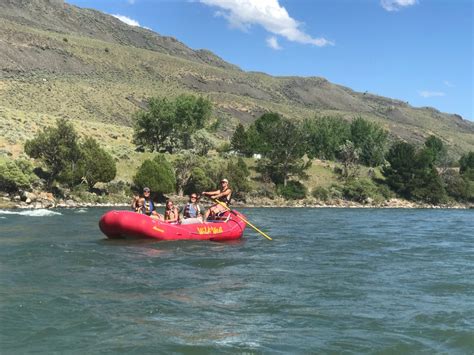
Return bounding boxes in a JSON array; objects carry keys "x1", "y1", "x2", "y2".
[{"x1": 99, "y1": 210, "x2": 246, "y2": 241}]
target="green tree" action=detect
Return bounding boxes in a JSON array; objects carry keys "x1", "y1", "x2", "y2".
[
  {"x1": 225, "y1": 158, "x2": 251, "y2": 199},
  {"x1": 459, "y1": 152, "x2": 474, "y2": 180},
  {"x1": 173, "y1": 152, "x2": 201, "y2": 196},
  {"x1": 24, "y1": 118, "x2": 81, "y2": 189},
  {"x1": 337, "y1": 140, "x2": 361, "y2": 180},
  {"x1": 424, "y1": 135, "x2": 447, "y2": 166},
  {"x1": 383, "y1": 141, "x2": 447, "y2": 203},
  {"x1": 132, "y1": 97, "x2": 177, "y2": 153},
  {"x1": 0, "y1": 159, "x2": 36, "y2": 192},
  {"x1": 350, "y1": 117, "x2": 388, "y2": 166},
  {"x1": 133, "y1": 155, "x2": 176, "y2": 198},
  {"x1": 184, "y1": 167, "x2": 215, "y2": 195},
  {"x1": 174, "y1": 95, "x2": 212, "y2": 148},
  {"x1": 133, "y1": 95, "x2": 212, "y2": 153},
  {"x1": 252, "y1": 112, "x2": 283, "y2": 155},
  {"x1": 256, "y1": 118, "x2": 310, "y2": 186},
  {"x1": 230, "y1": 123, "x2": 248, "y2": 155},
  {"x1": 304, "y1": 116, "x2": 351, "y2": 160},
  {"x1": 78, "y1": 137, "x2": 116, "y2": 190},
  {"x1": 277, "y1": 181, "x2": 308, "y2": 200}
]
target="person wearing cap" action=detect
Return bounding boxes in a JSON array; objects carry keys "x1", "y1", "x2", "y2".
[
  {"x1": 131, "y1": 187, "x2": 162, "y2": 219},
  {"x1": 202, "y1": 179, "x2": 232, "y2": 221}
]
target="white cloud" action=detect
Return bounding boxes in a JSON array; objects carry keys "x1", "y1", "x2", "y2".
[
  {"x1": 112, "y1": 14, "x2": 141, "y2": 27},
  {"x1": 419, "y1": 91, "x2": 445, "y2": 98},
  {"x1": 199, "y1": 0, "x2": 333, "y2": 47},
  {"x1": 381, "y1": 0, "x2": 417, "y2": 11},
  {"x1": 443, "y1": 80, "x2": 455, "y2": 88},
  {"x1": 266, "y1": 36, "x2": 282, "y2": 50}
]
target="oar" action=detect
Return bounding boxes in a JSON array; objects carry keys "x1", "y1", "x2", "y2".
[{"x1": 210, "y1": 198, "x2": 272, "y2": 241}]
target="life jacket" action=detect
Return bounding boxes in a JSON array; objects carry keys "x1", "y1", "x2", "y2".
[
  {"x1": 143, "y1": 199, "x2": 155, "y2": 216},
  {"x1": 183, "y1": 202, "x2": 200, "y2": 218},
  {"x1": 217, "y1": 187, "x2": 232, "y2": 205},
  {"x1": 165, "y1": 207, "x2": 178, "y2": 221}
]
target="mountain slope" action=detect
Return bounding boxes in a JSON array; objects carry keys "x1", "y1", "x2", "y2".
[{"x1": 0, "y1": 0, "x2": 473, "y2": 160}]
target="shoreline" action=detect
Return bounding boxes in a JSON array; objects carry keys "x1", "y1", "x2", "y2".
[{"x1": 1, "y1": 198, "x2": 472, "y2": 210}]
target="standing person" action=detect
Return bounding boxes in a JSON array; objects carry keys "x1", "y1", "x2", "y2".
[
  {"x1": 182, "y1": 193, "x2": 202, "y2": 221},
  {"x1": 202, "y1": 178, "x2": 232, "y2": 221},
  {"x1": 164, "y1": 199, "x2": 179, "y2": 223}
]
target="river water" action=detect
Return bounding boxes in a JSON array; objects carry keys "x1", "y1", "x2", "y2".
[{"x1": 0, "y1": 207, "x2": 473, "y2": 353}]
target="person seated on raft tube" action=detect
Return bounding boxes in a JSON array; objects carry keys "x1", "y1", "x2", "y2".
[
  {"x1": 164, "y1": 199, "x2": 180, "y2": 223},
  {"x1": 131, "y1": 187, "x2": 163, "y2": 220},
  {"x1": 202, "y1": 178, "x2": 232, "y2": 221},
  {"x1": 182, "y1": 193, "x2": 202, "y2": 221}
]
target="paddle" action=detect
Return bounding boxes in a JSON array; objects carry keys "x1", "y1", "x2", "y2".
[{"x1": 209, "y1": 198, "x2": 272, "y2": 241}]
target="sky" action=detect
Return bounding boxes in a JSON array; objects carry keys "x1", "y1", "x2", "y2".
[{"x1": 66, "y1": 0, "x2": 473, "y2": 121}]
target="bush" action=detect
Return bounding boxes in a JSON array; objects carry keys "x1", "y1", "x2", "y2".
[
  {"x1": 225, "y1": 158, "x2": 251, "y2": 200},
  {"x1": 277, "y1": 181, "x2": 307, "y2": 200},
  {"x1": 78, "y1": 137, "x2": 116, "y2": 190},
  {"x1": 312, "y1": 186, "x2": 330, "y2": 201},
  {"x1": 133, "y1": 155, "x2": 176, "y2": 198},
  {"x1": 184, "y1": 167, "x2": 215, "y2": 195},
  {"x1": 342, "y1": 178, "x2": 391, "y2": 203},
  {"x1": 442, "y1": 170, "x2": 472, "y2": 202},
  {"x1": 342, "y1": 179, "x2": 379, "y2": 202},
  {"x1": 0, "y1": 159, "x2": 35, "y2": 191}
]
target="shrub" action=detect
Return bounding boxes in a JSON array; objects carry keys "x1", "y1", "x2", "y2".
[
  {"x1": 0, "y1": 160, "x2": 33, "y2": 191},
  {"x1": 312, "y1": 186, "x2": 330, "y2": 201},
  {"x1": 277, "y1": 181, "x2": 307, "y2": 200},
  {"x1": 25, "y1": 118, "x2": 81, "y2": 189},
  {"x1": 225, "y1": 158, "x2": 251, "y2": 199},
  {"x1": 184, "y1": 167, "x2": 215, "y2": 195},
  {"x1": 342, "y1": 178, "x2": 379, "y2": 203},
  {"x1": 133, "y1": 155, "x2": 176, "y2": 198},
  {"x1": 78, "y1": 137, "x2": 116, "y2": 190}
]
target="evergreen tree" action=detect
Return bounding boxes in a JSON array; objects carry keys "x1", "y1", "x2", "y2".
[
  {"x1": 184, "y1": 167, "x2": 215, "y2": 195},
  {"x1": 133, "y1": 155, "x2": 176, "y2": 199},
  {"x1": 459, "y1": 152, "x2": 474, "y2": 180},
  {"x1": 226, "y1": 158, "x2": 251, "y2": 199},
  {"x1": 424, "y1": 135, "x2": 447, "y2": 166},
  {"x1": 78, "y1": 137, "x2": 117, "y2": 190},
  {"x1": 383, "y1": 141, "x2": 447, "y2": 203},
  {"x1": 230, "y1": 123, "x2": 248, "y2": 155},
  {"x1": 24, "y1": 118, "x2": 81, "y2": 189}
]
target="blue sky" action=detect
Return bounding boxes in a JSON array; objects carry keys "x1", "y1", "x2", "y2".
[{"x1": 67, "y1": 0, "x2": 473, "y2": 121}]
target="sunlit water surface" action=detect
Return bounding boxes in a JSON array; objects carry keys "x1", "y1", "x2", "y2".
[{"x1": 1, "y1": 207, "x2": 473, "y2": 353}]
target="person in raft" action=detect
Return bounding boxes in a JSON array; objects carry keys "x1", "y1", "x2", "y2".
[
  {"x1": 164, "y1": 199, "x2": 180, "y2": 223},
  {"x1": 131, "y1": 187, "x2": 163, "y2": 219},
  {"x1": 182, "y1": 193, "x2": 202, "y2": 222},
  {"x1": 202, "y1": 178, "x2": 232, "y2": 221}
]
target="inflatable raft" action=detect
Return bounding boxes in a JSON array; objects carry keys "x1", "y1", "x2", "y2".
[{"x1": 99, "y1": 210, "x2": 246, "y2": 241}]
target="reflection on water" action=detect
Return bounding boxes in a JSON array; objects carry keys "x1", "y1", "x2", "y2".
[{"x1": 0, "y1": 207, "x2": 473, "y2": 353}]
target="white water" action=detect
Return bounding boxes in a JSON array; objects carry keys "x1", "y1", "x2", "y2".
[{"x1": 0, "y1": 209, "x2": 62, "y2": 217}]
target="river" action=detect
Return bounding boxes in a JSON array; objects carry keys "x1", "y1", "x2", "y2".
[{"x1": 1, "y1": 207, "x2": 473, "y2": 353}]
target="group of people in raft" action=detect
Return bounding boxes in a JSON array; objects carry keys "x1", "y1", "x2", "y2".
[{"x1": 130, "y1": 178, "x2": 232, "y2": 224}]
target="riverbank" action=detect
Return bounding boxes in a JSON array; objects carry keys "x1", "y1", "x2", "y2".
[{"x1": 1, "y1": 191, "x2": 472, "y2": 209}]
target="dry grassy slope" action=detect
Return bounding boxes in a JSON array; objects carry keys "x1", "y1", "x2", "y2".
[{"x1": 0, "y1": 0, "x2": 473, "y2": 165}]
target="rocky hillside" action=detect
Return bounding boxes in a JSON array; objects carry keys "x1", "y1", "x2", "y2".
[{"x1": 1, "y1": 0, "x2": 473, "y2": 160}]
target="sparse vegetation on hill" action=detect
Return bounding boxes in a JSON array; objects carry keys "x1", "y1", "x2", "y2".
[{"x1": 0, "y1": 0, "x2": 473, "y2": 208}]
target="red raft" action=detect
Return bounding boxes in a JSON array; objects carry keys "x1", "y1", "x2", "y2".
[{"x1": 99, "y1": 210, "x2": 246, "y2": 241}]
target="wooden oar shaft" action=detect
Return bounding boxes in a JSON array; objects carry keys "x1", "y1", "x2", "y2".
[{"x1": 212, "y1": 198, "x2": 272, "y2": 241}]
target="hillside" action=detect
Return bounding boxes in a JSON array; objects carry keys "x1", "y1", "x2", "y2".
[{"x1": 1, "y1": 0, "x2": 473, "y2": 162}]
